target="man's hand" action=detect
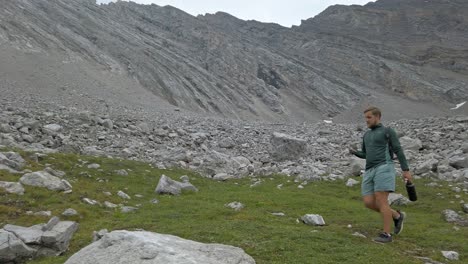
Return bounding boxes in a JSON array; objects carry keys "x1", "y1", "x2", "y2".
[
  {"x1": 402, "y1": 171, "x2": 413, "y2": 182},
  {"x1": 349, "y1": 148, "x2": 357, "y2": 155}
]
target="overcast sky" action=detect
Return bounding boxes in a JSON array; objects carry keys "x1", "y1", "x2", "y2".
[{"x1": 96, "y1": 0, "x2": 375, "y2": 27}]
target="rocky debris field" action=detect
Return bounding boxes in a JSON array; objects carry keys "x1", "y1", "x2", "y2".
[{"x1": 1, "y1": 103, "x2": 467, "y2": 186}]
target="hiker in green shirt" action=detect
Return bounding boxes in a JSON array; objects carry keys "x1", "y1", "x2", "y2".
[{"x1": 350, "y1": 106, "x2": 413, "y2": 243}]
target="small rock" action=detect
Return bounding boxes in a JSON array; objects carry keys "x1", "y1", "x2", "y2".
[
  {"x1": 352, "y1": 232, "x2": 367, "y2": 238},
  {"x1": 0, "y1": 181, "x2": 25, "y2": 195},
  {"x1": 62, "y1": 208, "x2": 78, "y2": 217},
  {"x1": 463, "y1": 204, "x2": 468, "y2": 213},
  {"x1": 43, "y1": 124, "x2": 63, "y2": 133},
  {"x1": 104, "y1": 201, "x2": 118, "y2": 208},
  {"x1": 121, "y1": 206, "x2": 138, "y2": 213},
  {"x1": 117, "y1": 190, "x2": 131, "y2": 200},
  {"x1": 441, "y1": 251, "x2": 459, "y2": 261},
  {"x1": 83, "y1": 198, "x2": 99, "y2": 206},
  {"x1": 88, "y1": 163, "x2": 101, "y2": 169},
  {"x1": 346, "y1": 178, "x2": 360, "y2": 187},
  {"x1": 92, "y1": 229, "x2": 109, "y2": 242},
  {"x1": 213, "y1": 173, "x2": 233, "y2": 181},
  {"x1": 301, "y1": 214, "x2": 326, "y2": 226},
  {"x1": 271, "y1": 212, "x2": 285, "y2": 216},
  {"x1": 218, "y1": 138, "x2": 236, "y2": 149},
  {"x1": 388, "y1": 193, "x2": 411, "y2": 206},
  {"x1": 42, "y1": 216, "x2": 60, "y2": 231},
  {"x1": 225, "y1": 201, "x2": 244, "y2": 211},
  {"x1": 33, "y1": 211, "x2": 52, "y2": 217},
  {"x1": 115, "y1": 169, "x2": 128, "y2": 176},
  {"x1": 442, "y1": 209, "x2": 462, "y2": 223},
  {"x1": 250, "y1": 181, "x2": 262, "y2": 188},
  {"x1": 179, "y1": 175, "x2": 190, "y2": 182}
]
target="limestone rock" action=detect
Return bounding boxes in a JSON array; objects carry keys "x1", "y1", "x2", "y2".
[
  {"x1": 270, "y1": 132, "x2": 307, "y2": 161},
  {"x1": 155, "y1": 175, "x2": 198, "y2": 195},
  {"x1": 64, "y1": 230, "x2": 255, "y2": 264},
  {"x1": 0, "y1": 181, "x2": 25, "y2": 195},
  {"x1": 20, "y1": 171, "x2": 70, "y2": 191},
  {"x1": 301, "y1": 214, "x2": 326, "y2": 226}
]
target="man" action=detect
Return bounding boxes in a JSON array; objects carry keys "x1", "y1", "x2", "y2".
[{"x1": 350, "y1": 106, "x2": 412, "y2": 243}]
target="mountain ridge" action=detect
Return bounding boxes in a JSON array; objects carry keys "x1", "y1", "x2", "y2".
[{"x1": 0, "y1": 0, "x2": 467, "y2": 122}]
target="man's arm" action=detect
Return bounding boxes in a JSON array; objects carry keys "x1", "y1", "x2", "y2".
[
  {"x1": 388, "y1": 128, "x2": 409, "y2": 171},
  {"x1": 351, "y1": 138, "x2": 366, "y2": 159},
  {"x1": 388, "y1": 128, "x2": 413, "y2": 181}
]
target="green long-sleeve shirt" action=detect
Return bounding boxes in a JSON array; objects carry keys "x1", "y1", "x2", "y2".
[{"x1": 354, "y1": 123, "x2": 410, "y2": 171}]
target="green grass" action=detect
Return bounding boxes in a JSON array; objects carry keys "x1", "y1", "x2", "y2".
[{"x1": 0, "y1": 149, "x2": 467, "y2": 263}]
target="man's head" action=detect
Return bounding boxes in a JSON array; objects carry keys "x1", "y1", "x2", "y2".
[{"x1": 364, "y1": 106, "x2": 381, "y2": 128}]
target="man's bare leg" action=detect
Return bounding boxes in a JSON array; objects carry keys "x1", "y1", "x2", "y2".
[
  {"x1": 374, "y1": 191, "x2": 395, "y2": 234},
  {"x1": 363, "y1": 194, "x2": 401, "y2": 227}
]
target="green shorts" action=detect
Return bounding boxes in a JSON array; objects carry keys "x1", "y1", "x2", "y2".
[{"x1": 361, "y1": 163, "x2": 396, "y2": 196}]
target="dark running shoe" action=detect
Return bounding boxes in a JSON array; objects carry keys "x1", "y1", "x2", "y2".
[
  {"x1": 393, "y1": 211, "x2": 406, "y2": 235},
  {"x1": 373, "y1": 232, "x2": 393, "y2": 243}
]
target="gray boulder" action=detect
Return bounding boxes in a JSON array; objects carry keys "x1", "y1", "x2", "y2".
[
  {"x1": 155, "y1": 175, "x2": 198, "y2": 195},
  {"x1": 0, "y1": 152, "x2": 26, "y2": 171},
  {"x1": 62, "y1": 209, "x2": 78, "y2": 217},
  {"x1": 0, "y1": 164, "x2": 21, "y2": 174},
  {"x1": 0, "y1": 181, "x2": 25, "y2": 195},
  {"x1": 213, "y1": 173, "x2": 235, "y2": 181},
  {"x1": 442, "y1": 209, "x2": 463, "y2": 223},
  {"x1": 463, "y1": 204, "x2": 468, "y2": 214},
  {"x1": 461, "y1": 143, "x2": 468, "y2": 154},
  {"x1": 44, "y1": 167, "x2": 66, "y2": 178},
  {"x1": 0, "y1": 124, "x2": 13, "y2": 133},
  {"x1": 136, "y1": 122, "x2": 151, "y2": 134},
  {"x1": 345, "y1": 157, "x2": 365, "y2": 177},
  {"x1": 399, "y1": 136, "x2": 422, "y2": 151},
  {"x1": 414, "y1": 158, "x2": 438, "y2": 175},
  {"x1": 270, "y1": 132, "x2": 307, "y2": 161},
  {"x1": 43, "y1": 124, "x2": 63, "y2": 134},
  {"x1": 3, "y1": 224, "x2": 44, "y2": 244},
  {"x1": 93, "y1": 229, "x2": 109, "y2": 242},
  {"x1": 64, "y1": 230, "x2": 255, "y2": 264},
  {"x1": 449, "y1": 155, "x2": 468, "y2": 169},
  {"x1": 388, "y1": 193, "x2": 411, "y2": 206},
  {"x1": 1, "y1": 218, "x2": 79, "y2": 262},
  {"x1": 0, "y1": 229, "x2": 35, "y2": 263},
  {"x1": 218, "y1": 138, "x2": 236, "y2": 149},
  {"x1": 41, "y1": 221, "x2": 79, "y2": 252},
  {"x1": 20, "y1": 171, "x2": 70, "y2": 191},
  {"x1": 115, "y1": 169, "x2": 129, "y2": 176},
  {"x1": 101, "y1": 119, "x2": 113, "y2": 129}
]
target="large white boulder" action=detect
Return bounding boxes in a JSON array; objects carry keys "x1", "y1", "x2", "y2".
[{"x1": 65, "y1": 230, "x2": 255, "y2": 264}]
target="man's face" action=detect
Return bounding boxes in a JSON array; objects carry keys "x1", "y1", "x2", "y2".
[{"x1": 365, "y1": 111, "x2": 380, "y2": 128}]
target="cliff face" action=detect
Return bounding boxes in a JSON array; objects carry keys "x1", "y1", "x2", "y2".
[{"x1": 1, "y1": 0, "x2": 467, "y2": 122}]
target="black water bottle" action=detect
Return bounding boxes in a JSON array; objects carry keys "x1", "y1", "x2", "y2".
[{"x1": 406, "y1": 180, "x2": 418, "y2": 201}]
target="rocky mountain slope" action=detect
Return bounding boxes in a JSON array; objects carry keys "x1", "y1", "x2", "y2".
[{"x1": 0, "y1": 0, "x2": 467, "y2": 122}]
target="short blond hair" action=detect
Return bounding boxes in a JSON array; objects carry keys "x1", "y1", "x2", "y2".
[{"x1": 364, "y1": 106, "x2": 381, "y2": 118}]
